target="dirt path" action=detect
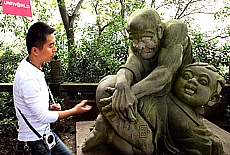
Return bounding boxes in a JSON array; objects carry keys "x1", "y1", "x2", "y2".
[{"x1": 59, "y1": 132, "x2": 76, "y2": 155}]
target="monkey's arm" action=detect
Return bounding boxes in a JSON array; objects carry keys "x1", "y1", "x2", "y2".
[{"x1": 131, "y1": 44, "x2": 183, "y2": 99}]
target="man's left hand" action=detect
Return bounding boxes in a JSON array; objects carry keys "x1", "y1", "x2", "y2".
[{"x1": 50, "y1": 103, "x2": 61, "y2": 111}]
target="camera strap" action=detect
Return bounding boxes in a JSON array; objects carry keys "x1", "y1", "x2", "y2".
[{"x1": 17, "y1": 107, "x2": 42, "y2": 139}]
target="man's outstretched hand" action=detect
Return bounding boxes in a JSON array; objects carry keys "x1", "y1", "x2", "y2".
[{"x1": 73, "y1": 100, "x2": 92, "y2": 114}]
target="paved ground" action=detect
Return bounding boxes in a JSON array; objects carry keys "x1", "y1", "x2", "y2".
[
  {"x1": 76, "y1": 119, "x2": 230, "y2": 155},
  {"x1": 76, "y1": 121, "x2": 95, "y2": 155}
]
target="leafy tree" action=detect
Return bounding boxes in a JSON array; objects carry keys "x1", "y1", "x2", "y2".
[
  {"x1": 191, "y1": 31, "x2": 230, "y2": 79},
  {"x1": 214, "y1": 6, "x2": 230, "y2": 42},
  {"x1": 57, "y1": 0, "x2": 85, "y2": 70},
  {"x1": 66, "y1": 18, "x2": 129, "y2": 82}
]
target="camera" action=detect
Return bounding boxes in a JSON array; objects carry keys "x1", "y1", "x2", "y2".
[{"x1": 43, "y1": 131, "x2": 56, "y2": 150}]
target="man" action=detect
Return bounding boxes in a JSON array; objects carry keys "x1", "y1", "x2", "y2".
[{"x1": 13, "y1": 22, "x2": 92, "y2": 155}]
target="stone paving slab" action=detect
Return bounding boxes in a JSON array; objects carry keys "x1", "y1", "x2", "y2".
[
  {"x1": 76, "y1": 119, "x2": 230, "y2": 155},
  {"x1": 76, "y1": 121, "x2": 95, "y2": 155}
]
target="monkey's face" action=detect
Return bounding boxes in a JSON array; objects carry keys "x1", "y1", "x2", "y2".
[{"x1": 132, "y1": 36, "x2": 160, "y2": 60}]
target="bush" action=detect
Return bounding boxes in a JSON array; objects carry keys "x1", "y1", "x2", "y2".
[
  {"x1": 0, "y1": 50, "x2": 26, "y2": 83},
  {"x1": 0, "y1": 92, "x2": 17, "y2": 154},
  {"x1": 191, "y1": 32, "x2": 230, "y2": 80},
  {"x1": 63, "y1": 21, "x2": 129, "y2": 83}
]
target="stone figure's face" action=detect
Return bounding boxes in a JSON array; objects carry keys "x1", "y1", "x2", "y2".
[
  {"x1": 174, "y1": 66, "x2": 218, "y2": 107},
  {"x1": 132, "y1": 35, "x2": 160, "y2": 60}
]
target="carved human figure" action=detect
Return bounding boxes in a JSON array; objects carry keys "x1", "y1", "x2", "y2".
[
  {"x1": 141, "y1": 62, "x2": 225, "y2": 154},
  {"x1": 82, "y1": 8, "x2": 196, "y2": 154},
  {"x1": 161, "y1": 62, "x2": 225, "y2": 154},
  {"x1": 83, "y1": 62, "x2": 225, "y2": 155}
]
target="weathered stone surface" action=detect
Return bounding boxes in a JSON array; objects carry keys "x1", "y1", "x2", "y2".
[
  {"x1": 202, "y1": 118, "x2": 230, "y2": 154},
  {"x1": 76, "y1": 120, "x2": 230, "y2": 155},
  {"x1": 80, "y1": 8, "x2": 226, "y2": 155}
]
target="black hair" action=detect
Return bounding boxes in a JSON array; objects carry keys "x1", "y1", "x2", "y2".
[{"x1": 26, "y1": 22, "x2": 56, "y2": 54}]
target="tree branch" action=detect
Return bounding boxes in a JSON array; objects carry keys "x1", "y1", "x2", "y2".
[
  {"x1": 179, "y1": 11, "x2": 215, "y2": 19},
  {"x1": 150, "y1": 0, "x2": 156, "y2": 8},
  {"x1": 206, "y1": 35, "x2": 230, "y2": 42},
  {"x1": 99, "y1": 21, "x2": 115, "y2": 35},
  {"x1": 69, "y1": 0, "x2": 85, "y2": 28},
  {"x1": 120, "y1": 0, "x2": 125, "y2": 18},
  {"x1": 175, "y1": 0, "x2": 198, "y2": 19},
  {"x1": 57, "y1": 0, "x2": 69, "y2": 30},
  {"x1": 92, "y1": 0, "x2": 103, "y2": 35}
]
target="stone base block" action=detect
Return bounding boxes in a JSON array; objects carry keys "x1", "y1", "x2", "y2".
[{"x1": 76, "y1": 119, "x2": 230, "y2": 155}]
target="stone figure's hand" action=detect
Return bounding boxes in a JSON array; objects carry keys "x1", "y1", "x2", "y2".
[
  {"x1": 98, "y1": 86, "x2": 115, "y2": 104},
  {"x1": 112, "y1": 85, "x2": 137, "y2": 122},
  {"x1": 99, "y1": 85, "x2": 137, "y2": 121},
  {"x1": 101, "y1": 103, "x2": 117, "y2": 120}
]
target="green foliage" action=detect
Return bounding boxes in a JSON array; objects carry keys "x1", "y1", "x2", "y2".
[
  {"x1": 214, "y1": 6, "x2": 230, "y2": 19},
  {"x1": 0, "y1": 50, "x2": 27, "y2": 83},
  {"x1": 62, "y1": 27, "x2": 127, "y2": 82},
  {"x1": 0, "y1": 15, "x2": 29, "y2": 54},
  {"x1": 0, "y1": 93, "x2": 17, "y2": 143},
  {"x1": 61, "y1": 0, "x2": 147, "y2": 82},
  {"x1": 0, "y1": 0, "x2": 147, "y2": 83},
  {"x1": 65, "y1": 18, "x2": 129, "y2": 82},
  {"x1": 191, "y1": 32, "x2": 230, "y2": 80},
  {"x1": 52, "y1": 116, "x2": 76, "y2": 134}
]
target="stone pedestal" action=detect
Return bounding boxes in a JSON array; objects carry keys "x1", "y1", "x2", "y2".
[{"x1": 76, "y1": 119, "x2": 230, "y2": 155}]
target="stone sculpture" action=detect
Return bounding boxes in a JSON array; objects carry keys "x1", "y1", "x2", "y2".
[{"x1": 82, "y1": 8, "x2": 225, "y2": 155}]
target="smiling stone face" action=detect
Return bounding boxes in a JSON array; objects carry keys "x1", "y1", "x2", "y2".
[
  {"x1": 174, "y1": 64, "x2": 222, "y2": 107},
  {"x1": 132, "y1": 36, "x2": 160, "y2": 60}
]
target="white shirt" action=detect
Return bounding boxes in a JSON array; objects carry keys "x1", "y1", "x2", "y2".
[{"x1": 13, "y1": 58, "x2": 58, "y2": 141}]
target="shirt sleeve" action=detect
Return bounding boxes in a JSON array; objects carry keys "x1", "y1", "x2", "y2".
[{"x1": 20, "y1": 77, "x2": 58, "y2": 124}]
